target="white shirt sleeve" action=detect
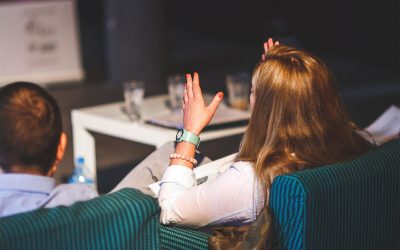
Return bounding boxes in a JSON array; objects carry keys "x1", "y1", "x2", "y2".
[{"x1": 158, "y1": 162, "x2": 264, "y2": 228}]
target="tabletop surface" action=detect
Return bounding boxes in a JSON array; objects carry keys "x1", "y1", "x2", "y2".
[
  {"x1": 71, "y1": 94, "x2": 250, "y2": 164},
  {"x1": 73, "y1": 94, "x2": 251, "y2": 131}
]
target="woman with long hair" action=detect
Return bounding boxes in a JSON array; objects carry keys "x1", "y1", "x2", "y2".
[{"x1": 158, "y1": 39, "x2": 371, "y2": 246}]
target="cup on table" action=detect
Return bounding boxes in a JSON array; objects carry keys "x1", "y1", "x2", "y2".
[
  {"x1": 123, "y1": 80, "x2": 145, "y2": 121},
  {"x1": 225, "y1": 73, "x2": 250, "y2": 110},
  {"x1": 167, "y1": 75, "x2": 186, "y2": 112}
]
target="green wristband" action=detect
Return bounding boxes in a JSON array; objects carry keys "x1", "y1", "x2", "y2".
[{"x1": 175, "y1": 129, "x2": 200, "y2": 148}]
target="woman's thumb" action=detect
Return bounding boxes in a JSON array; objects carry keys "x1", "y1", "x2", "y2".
[{"x1": 208, "y1": 92, "x2": 224, "y2": 113}]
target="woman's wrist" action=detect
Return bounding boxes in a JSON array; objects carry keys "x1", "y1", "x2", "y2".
[
  {"x1": 184, "y1": 126, "x2": 202, "y2": 136},
  {"x1": 170, "y1": 141, "x2": 196, "y2": 169}
]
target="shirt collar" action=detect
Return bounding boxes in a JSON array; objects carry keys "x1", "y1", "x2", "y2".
[{"x1": 0, "y1": 173, "x2": 56, "y2": 194}]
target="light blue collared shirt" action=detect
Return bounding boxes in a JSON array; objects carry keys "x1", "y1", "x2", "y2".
[{"x1": 0, "y1": 173, "x2": 98, "y2": 218}]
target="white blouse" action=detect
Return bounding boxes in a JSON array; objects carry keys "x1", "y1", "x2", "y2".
[{"x1": 158, "y1": 161, "x2": 265, "y2": 228}]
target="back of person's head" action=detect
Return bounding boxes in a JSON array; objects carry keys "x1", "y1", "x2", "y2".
[
  {"x1": 0, "y1": 82, "x2": 62, "y2": 175},
  {"x1": 237, "y1": 45, "x2": 371, "y2": 250},
  {"x1": 238, "y1": 45, "x2": 370, "y2": 185}
]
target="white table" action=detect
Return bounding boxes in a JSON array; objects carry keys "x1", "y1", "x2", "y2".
[{"x1": 72, "y1": 95, "x2": 249, "y2": 187}]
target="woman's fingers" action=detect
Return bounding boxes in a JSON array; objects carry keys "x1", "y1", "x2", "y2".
[
  {"x1": 185, "y1": 72, "x2": 203, "y2": 99},
  {"x1": 192, "y1": 72, "x2": 203, "y2": 98},
  {"x1": 186, "y1": 74, "x2": 194, "y2": 98},
  {"x1": 181, "y1": 74, "x2": 223, "y2": 135},
  {"x1": 263, "y1": 42, "x2": 269, "y2": 54},
  {"x1": 262, "y1": 38, "x2": 280, "y2": 60},
  {"x1": 268, "y1": 38, "x2": 274, "y2": 48},
  {"x1": 264, "y1": 38, "x2": 274, "y2": 55},
  {"x1": 183, "y1": 84, "x2": 189, "y2": 103}
]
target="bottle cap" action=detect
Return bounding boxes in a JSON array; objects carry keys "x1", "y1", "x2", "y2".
[{"x1": 76, "y1": 157, "x2": 85, "y2": 165}]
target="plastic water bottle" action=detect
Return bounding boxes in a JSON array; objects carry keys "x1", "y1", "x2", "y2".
[{"x1": 69, "y1": 157, "x2": 95, "y2": 188}]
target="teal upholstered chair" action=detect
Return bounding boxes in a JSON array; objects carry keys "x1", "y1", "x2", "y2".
[
  {"x1": 0, "y1": 188, "x2": 161, "y2": 250},
  {"x1": 1, "y1": 140, "x2": 399, "y2": 250},
  {"x1": 269, "y1": 139, "x2": 400, "y2": 250}
]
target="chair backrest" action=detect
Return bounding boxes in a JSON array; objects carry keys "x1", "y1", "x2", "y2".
[
  {"x1": 269, "y1": 139, "x2": 400, "y2": 250},
  {"x1": 0, "y1": 188, "x2": 160, "y2": 250}
]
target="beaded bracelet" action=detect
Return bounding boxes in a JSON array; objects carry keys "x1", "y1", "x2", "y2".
[{"x1": 170, "y1": 153, "x2": 198, "y2": 165}]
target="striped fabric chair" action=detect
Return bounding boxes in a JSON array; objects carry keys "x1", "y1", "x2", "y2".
[
  {"x1": 269, "y1": 139, "x2": 400, "y2": 249},
  {"x1": 0, "y1": 188, "x2": 161, "y2": 250},
  {"x1": 1, "y1": 140, "x2": 399, "y2": 250}
]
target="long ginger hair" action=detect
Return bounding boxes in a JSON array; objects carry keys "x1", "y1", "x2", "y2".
[{"x1": 236, "y1": 45, "x2": 371, "y2": 249}]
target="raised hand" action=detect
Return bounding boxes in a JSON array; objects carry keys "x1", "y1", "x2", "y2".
[
  {"x1": 182, "y1": 72, "x2": 224, "y2": 135},
  {"x1": 261, "y1": 38, "x2": 280, "y2": 61}
]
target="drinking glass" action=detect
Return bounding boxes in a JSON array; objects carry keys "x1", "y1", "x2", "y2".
[
  {"x1": 225, "y1": 73, "x2": 250, "y2": 110},
  {"x1": 167, "y1": 75, "x2": 185, "y2": 112},
  {"x1": 123, "y1": 80, "x2": 145, "y2": 120}
]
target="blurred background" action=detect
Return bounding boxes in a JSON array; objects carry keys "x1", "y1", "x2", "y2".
[{"x1": 0, "y1": 0, "x2": 398, "y2": 192}]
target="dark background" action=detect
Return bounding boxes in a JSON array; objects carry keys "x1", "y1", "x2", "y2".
[{"x1": 78, "y1": 0, "x2": 399, "y2": 87}]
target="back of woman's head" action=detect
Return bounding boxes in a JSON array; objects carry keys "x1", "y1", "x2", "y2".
[{"x1": 238, "y1": 45, "x2": 370, "y2": 186}]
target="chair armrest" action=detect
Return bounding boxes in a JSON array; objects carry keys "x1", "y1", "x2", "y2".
[{"x1": 160, "y1": 225, "x2": 210, "y2": 250}]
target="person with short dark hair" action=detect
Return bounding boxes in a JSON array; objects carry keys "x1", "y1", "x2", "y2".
[{"x1": 0, "y1": 82, "x2": 98, "y2": 218}]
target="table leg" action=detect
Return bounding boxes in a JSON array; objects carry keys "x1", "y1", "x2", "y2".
[{"x1": 72, "y1": 125, "x2": 97, "y2": 189}]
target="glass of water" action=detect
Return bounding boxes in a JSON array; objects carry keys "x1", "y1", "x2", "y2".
[
  {"x1": 167, "y1": 75, "x2": 185, "y2": 112},
  {"x1": 123, "y1": 80, "x2": 145, "y2": 121}
]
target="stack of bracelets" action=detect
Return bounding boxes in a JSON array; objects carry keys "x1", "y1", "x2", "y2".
[{"x1": 169, "y1": 153, "x2": 198, "y2": 165}]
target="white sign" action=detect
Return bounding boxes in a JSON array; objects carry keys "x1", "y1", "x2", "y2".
[{"x1": 0, "y1": 0, "x2": 84, "y2": 86}]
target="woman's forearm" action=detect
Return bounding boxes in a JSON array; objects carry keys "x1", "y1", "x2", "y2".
[{"x1": 169, "y1": 141, "x2": 196, "y2": 169}]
